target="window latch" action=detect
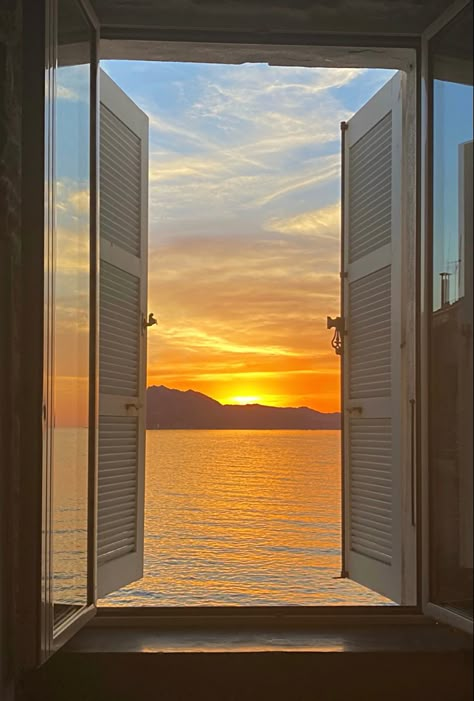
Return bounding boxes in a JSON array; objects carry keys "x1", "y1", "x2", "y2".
[{"x1": 327, "y1": 316, "x2": 344, "y2": 356}]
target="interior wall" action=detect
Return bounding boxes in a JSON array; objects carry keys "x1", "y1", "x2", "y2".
[
  {"x1": 93, "y1": 0, "x2": 457, "y2": 37},
  {"x1": 0, "y1": 1, "x2": 22, "y2": 700},
  {"x1": 100, "y1": 38, "x2": 415, "y2": 69}
]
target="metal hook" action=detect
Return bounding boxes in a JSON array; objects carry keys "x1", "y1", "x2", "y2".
[
  {"x1": 327, "y1": 316, "x2": 343, "y2": 356},
  {"x1": 144, "y1": 313, "x2": 158, "y2": 329}
]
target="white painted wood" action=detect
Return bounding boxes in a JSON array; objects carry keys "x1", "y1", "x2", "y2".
[
  {"x1": 97, "y1": 69, "x2": 149, "y2": 599},
  {"x1": 342, "y1": 71, "x2": 416, "y2": 604}
]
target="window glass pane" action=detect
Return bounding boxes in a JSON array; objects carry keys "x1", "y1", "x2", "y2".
[
  {"x1": 430, "y1": 3, "x2": 473, "y2": 619},
  {"x1": 52, "y1": 0, "x2": 91, "y2": 630}
]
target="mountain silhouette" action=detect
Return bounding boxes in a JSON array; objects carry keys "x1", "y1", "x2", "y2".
[{"x1": 146, "y1": 385, "x2": 340, "y2": 430}]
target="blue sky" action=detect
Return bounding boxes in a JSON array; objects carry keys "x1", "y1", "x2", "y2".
[
  {"x1": 433, "y1": 79, "x2": 473, "y2": 306},
  {"x1": 99, "y1": 61, "x2": 395, "y2": 410}
]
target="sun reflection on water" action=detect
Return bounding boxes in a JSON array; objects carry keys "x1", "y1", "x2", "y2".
[{"x1": 100, "y1": 430, "x2": 391, "y2": 607}]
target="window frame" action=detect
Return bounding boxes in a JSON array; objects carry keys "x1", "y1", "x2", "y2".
[
  {"x1": 420, "y1": 0, "x2": 474, "y2": 636},
  {"x1": 50, "y1": 0, "x2": 100, "y2": 655},
  {"x1": 18, "y1": 0, "x2": 100, "y2": 670},
  {"x1": 18, "y1": 7, "x2": 474, "y2": 674},
  {"x1": 94, "y1": 41, "x2": 421, "y2": 619}
]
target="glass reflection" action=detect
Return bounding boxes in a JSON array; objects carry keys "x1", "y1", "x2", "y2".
[
  {"x1": 430, "y1": 3, "x2": 473, "y2": 619},
  {"x1": 52, "y1": 0, "x2": 91, "y2": 630}
]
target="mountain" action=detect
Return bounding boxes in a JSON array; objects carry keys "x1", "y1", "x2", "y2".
[{"x1": 146, "y1": 385, "x2": 340, "y2": 430}]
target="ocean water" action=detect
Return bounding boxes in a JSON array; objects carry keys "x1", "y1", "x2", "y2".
[{"x1": 101, "y1": 429, "x2": 389, "y2": 606}]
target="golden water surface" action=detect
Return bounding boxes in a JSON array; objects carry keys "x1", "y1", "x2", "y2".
[{"x1": 102, "y1": 429, "x2": 388, "y2": 606}]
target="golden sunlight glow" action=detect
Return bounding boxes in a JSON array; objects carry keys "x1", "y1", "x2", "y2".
[{"x1": 229, "y1": 396, "x2": 261, "y2": 405}]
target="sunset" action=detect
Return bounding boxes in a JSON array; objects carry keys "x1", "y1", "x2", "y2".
[
  {"x1": 99, "y1": 60, "x2": 395, "y2": 415},
  {"x1": 54, "y1": 60, "x2": 404, "y2": 608},
  {"x1": 51, "y1": 61, "x2": 397, "y2": 425}
]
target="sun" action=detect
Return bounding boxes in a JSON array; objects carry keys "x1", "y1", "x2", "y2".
[{"x1": 229, "y1": 395, "x2": 261, "y2": 405}]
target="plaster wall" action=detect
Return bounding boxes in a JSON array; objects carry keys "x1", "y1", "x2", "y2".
[{"x1": 93, "y1": 0, "x2": 455, "y2": 36}]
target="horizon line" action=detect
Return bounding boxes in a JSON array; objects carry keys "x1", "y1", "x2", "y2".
[{"x1": 147, "y1": 383, "x2": 341, "y2": 414}]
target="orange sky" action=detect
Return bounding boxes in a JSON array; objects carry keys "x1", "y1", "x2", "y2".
[{"x1": 146, "y1": 204, "x2": 342, "y2": 413}]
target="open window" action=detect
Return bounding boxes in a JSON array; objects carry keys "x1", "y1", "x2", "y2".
[
  {"x1": 340, "y1": 72, "x2": 416, "y2": 605},
  {"x1": 36, "y1": 25, "x2": 421, "y2": 667},
  {"x1": 94, "y1": 67, "x2": 418, "y2": 608},
  {"x1": 30, "y1": 0, "x2": 474, "y2": 671}
]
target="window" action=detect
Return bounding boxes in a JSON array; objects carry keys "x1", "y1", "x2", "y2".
[
  {"x1": 39, "y1": 0, "x2": 98, "y2": 658},
  {"x1": 27, "y1": 0, "x2": 473, "y2": 671},
  {"x1": 429, "y1": 2, "x2": 473, "y2": 621},
  {"x1": 96, "y1": 65, "x2": 416, "y2": 607},
  {"x1": 43, "y1": 32, "x2": 418, "y2": 629},
  {"x1": 52, "y1": 0, "x2": 92, "y2": 631}
]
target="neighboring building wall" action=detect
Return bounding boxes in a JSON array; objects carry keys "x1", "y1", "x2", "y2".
[{"x1": 0, "y1": 1, "x2": 22, "y2": 700}]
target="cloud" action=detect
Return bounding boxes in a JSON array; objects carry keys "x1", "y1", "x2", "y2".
[
  {"x1": 57, "y1": 64, "x2": 89, "y2": 102},
  {"x1": 139, "y1": 63, "x2": 362, "y2": 228},
  {"x1": 68, "y1": 189, "x2": 90, "y2": 213},
  {"x1": 146, "y1": 214, "x2": 341, "y2": 408},
  {"x1": 265, "y1": 202, "x2": 340, "y2": 236},
  {"x1": 57, "y1": 84, "x2": 80, "y2": 101},
  {"x1": 254, "y1": 159, "x2": 340, "y2": 207},
  {"x1": 159, "y1": 325, "x2": 302, "y2": 358}
]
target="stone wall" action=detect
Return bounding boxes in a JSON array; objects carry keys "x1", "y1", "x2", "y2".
[{"x1": 0, "y1": 1, "x2": 22, "y2": 700}]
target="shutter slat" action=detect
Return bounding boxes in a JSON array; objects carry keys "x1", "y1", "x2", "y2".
[
  {"x1": 349, "y1": 418, "x2": 393, "y2": 564},
  {"x1": 349, "y1": 112, "x2": 392, "y2": 264},
  {"x1": 97, "y1": 415, "x2": 138, "y2": 566},
  {"x1": 100, "y1": 103, "x2": 141, "y2": 257},
  {"x1": 349, "y1": 266, "x2": 391, "y2": 399},
  {"x1": 100, "y1": 260, "x2": 140, "y2": 397}
]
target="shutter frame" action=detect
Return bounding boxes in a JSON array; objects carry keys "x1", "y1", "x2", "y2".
[{"x1": 97, "y1": 70, "x2": 149, "y2": 599}]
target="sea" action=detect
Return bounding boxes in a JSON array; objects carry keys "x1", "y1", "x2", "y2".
[{"x1": 100, "y1": 429, "x2": 388, "y2": 606}]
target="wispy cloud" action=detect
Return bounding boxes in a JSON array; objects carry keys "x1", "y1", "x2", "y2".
[{"x1": 265, "y1": 201, "x2": 340, "y2": 236}]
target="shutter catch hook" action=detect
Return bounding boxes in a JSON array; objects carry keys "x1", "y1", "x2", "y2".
[
  {"x1": 327, "y1": 316, "x2": 344, "y2": 356},
  {"x1": 144, "y1": 313, "x2": 157, "y2": 329}
]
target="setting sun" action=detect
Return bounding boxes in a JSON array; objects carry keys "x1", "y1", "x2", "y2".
[{"x1": 229, "y1": 396, "x2": 261, "y2": 405}]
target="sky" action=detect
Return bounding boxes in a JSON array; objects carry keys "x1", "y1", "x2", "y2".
[
  {"x1": 98, "y1": 61, "x2": 395, "y2": 413},
  {"x1": 432, "y1": 79, "x2": 473, "y2": 308},
  {"x1": 54, "y1": 61, "x2": 91, "y2": 429},
  {"x1": 53, "y1": 60, "x2": 396, "y2": 426}
]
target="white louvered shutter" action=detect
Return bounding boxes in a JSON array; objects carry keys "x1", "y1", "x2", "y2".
[
  {"x1": 98, "y1": 70, "x2": 149, "y2": 598},
  {"x1": 341, "y1": 72, "x2": 414, "y2": 604}
]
